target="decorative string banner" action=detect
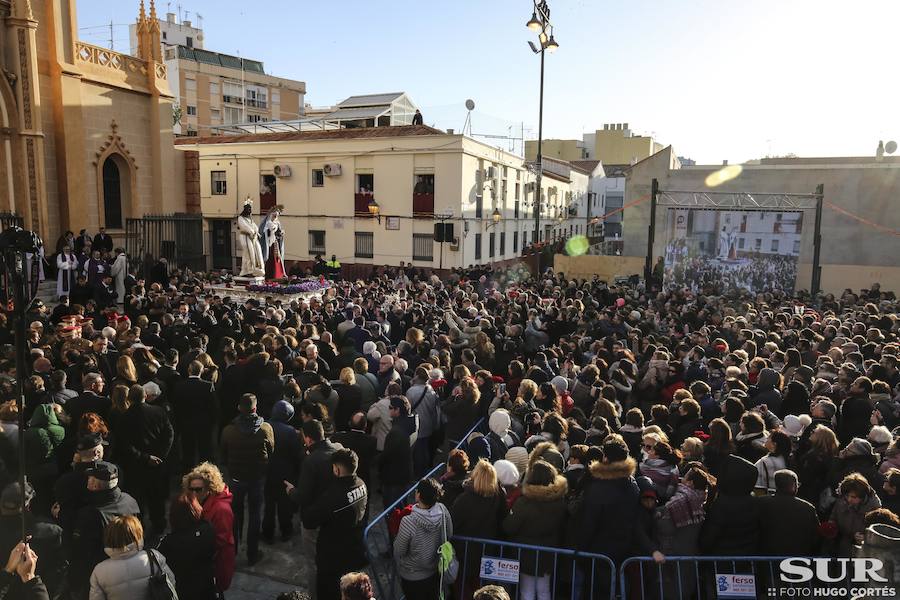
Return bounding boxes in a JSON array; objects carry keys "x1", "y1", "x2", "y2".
[{"x1": 824, "y1": 200, "x2": 900, "y2": 237}]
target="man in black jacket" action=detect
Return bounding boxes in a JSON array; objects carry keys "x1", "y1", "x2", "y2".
[
  {"x1": 65, "y1": 372, "x2": 110, "y2": 427},
  {"x1": 116, "y1": 384, "x2": 174, "y2": 536},
  {"x1": 757, "y1": 469, "x2": 819, "y2": 556},
  {"x1": 331, "y1": 413, "x2": 377, "y2": 490},
  {"x1": 68, "y1": 462, "x2": 140, "y2": 600},
  {"x1": 53, "y1": 433, "x2": 104, "y2": 549},
  {"x1": 92, "y1": 228, "x2": 113, "y2": 254},
  {"x1": 378, "y1": 396, "x2": 417, "y2": 507},
  {"x1": 700, "y1": 453, "x2": 760, "y2": 555},
  {"x1": 299, "y1": 448, "x2": 367, "y2": 600},
  {"x1": 174, "y1": 360, "x2": 218, "y2": 471},
  {"x1": 286, "y1": 419, "x2": 337, "y2": 598}
]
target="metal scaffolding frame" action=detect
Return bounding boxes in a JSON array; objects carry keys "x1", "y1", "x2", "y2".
[
  {"x1": 656, "y1": 190, "x2": 820, "y2": 210},
  {"x1": 645, "y1": 179, "x2": 826, "y2": 294}
]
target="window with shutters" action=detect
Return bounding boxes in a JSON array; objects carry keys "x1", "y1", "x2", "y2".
[
  {"x1": 474, "y1": 233, "x2": 482, "y2": 259},
  {"x1": 355, "y1": 232, "x2": 374, "y2": 259},
  {"x1": 412, "y1": 234, "x2": 434, "y2": 261},
  {"x1": 489, "y1": 232, "x2": 496, "y2": 258},
  {"x1": 513, "y1": 231, "x2": 519, "y2": 253},
  {"x1": 500, "y1": 232, "x2": 506, "y2": 256},
  {"x1": 309, "y1": 230, "x2": 326, "y2": 255},
  {"x1": 211, "y1": 171, "x2": 226, "y2": 195}
]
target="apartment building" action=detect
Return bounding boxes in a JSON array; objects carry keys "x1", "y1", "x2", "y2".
[
  {"x1": 175, "y1": 125, "x2": 586, "y2": 272},
  {"x1": 166, "y1": 46, "x2": 306, "y2": 136}
]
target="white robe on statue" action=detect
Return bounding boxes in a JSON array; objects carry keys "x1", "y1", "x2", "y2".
[
  {"x1": 110, "y1": 252, "x2": 127, "y2": 306},
  {"x1": 237, "y1": 215, "x2": 265, "y2": 277},
  {"x1": 56, "y1": 251, "x2": 78, "y2": 299}
]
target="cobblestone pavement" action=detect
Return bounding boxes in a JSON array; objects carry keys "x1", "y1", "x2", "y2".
[{"x1": 223, "y1": 490, "x2": 392, "y2": 599}]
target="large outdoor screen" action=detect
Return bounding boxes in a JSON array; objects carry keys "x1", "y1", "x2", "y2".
[{"x1": 662, "y1": 209, "x2": 803, "y2": 294}]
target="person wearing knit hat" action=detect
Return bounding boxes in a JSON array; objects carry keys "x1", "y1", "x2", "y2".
[
  {"x1": 838, "y1": 437, "x2": 877, "y2": 461},
  {"x1": 782, "y1": 414, "x2": 813, "y2": 439},
  {"x1": 550, "y1": 376, "x2": 569, "y2": 396},
  {"x1": 494, "y1": 459, "x2": 521, "y2": 487},
  {"x1": 505, "y1": 446, "x2": 529, "y2": 479},
  {"x1": 487, "y1": 410, "x2": 519, "y2": 463}
]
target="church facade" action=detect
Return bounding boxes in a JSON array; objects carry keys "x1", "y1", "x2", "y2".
[{"x1": 0, "y1": 0, "x2": 185, "y2": 248}]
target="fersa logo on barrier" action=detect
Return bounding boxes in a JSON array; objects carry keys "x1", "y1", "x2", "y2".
[{"x1": 779, "y1": 558, "x2": 887, "y2": 584}]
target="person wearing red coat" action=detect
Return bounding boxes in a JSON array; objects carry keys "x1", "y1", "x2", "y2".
[{"x1": 183, "y1": 462, "x2": 236, "y2": 594}]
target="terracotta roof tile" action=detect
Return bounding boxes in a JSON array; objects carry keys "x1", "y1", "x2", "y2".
[{"x1": 175, "y1": 124, "x2": 447, "y2": 146}]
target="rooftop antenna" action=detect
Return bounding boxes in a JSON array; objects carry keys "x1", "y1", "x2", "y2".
[
  {"x1": 463, "y1": 99, "x2": 475, "y2": 136},
  {"x1": 108, "y1": 19, "x2": 114, "y2": 50}
]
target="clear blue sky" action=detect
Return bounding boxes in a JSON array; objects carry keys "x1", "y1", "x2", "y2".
[{"x1": 77, "y1": 0, "x2": 900, "y2": 164}]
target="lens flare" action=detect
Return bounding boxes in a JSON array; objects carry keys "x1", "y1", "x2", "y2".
[
  {"x1": 705, "y1": 164, "x2": 743, "y2": 188},
  {"x1": 565, "y1": 235, "x2": 590, "y2": 256}
]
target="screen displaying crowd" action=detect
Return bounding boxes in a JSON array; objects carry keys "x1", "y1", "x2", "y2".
[
  {"x1": 0, "y1": 242, "x2": 899, "y2": 600},
  {"x1": 663, "y1": 209, "x2": 803, "y2": 295}
]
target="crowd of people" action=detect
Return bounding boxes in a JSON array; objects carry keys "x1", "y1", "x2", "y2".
[
  {"x1": 664, "y1": 239, "x2": 799, "y2": 294},
  {"x1": 0, "y1": 250, "x2": 898, "y2": 600}
]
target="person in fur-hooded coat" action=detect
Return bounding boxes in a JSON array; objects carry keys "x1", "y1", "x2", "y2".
[{"x1": 576, "y1": 437, "x2": 640, "y2": 564}]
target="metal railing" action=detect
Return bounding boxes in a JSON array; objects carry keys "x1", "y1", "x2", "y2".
[
  {"x1": 619, "y1": 556, "x2": 822, "y2": 600},
  {"x1": 452, "y1": 536, "x2": 616, "y2": 600},
  {"x1": 364, "y1": 417, "x2": 485, "y2": 600},
  {"x1": 125, "y1": 214, "x2": 205, "y2": 280}
]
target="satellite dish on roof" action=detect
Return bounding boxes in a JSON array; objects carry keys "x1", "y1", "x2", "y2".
[
  {"x1": 465, "y1": 99, "x2": 475, "y2": 111},
  {"x1": 886, "y1": 141, "x2": 898, "y2": 154}
]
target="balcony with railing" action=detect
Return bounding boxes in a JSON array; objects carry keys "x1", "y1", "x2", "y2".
[
  {"x1": 245, "y1": 98, "x2": 268, "y2": 109},
  {"x1": 74, "y1": 41, "x2": 167, "y2": 92},
  {"x1": 413, "y1": 193, "x2": 434, "y2": 218},
  {"x1": 355, "y1": 193, "x2": 375, "y2": 217},
  {"x1": 222, "y1": 95, "x2": 244, "y2": 105}
]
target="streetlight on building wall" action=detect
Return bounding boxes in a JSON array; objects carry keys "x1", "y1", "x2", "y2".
[
  {"x1": 367, "y1": 198, "x2": 381, "y2": 224},
  {"x1": 527, "y1": 0, "x2": 558, "y2": 247}
]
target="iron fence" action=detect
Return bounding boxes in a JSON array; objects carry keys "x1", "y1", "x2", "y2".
[
  {"x1": 125, "y1": 214, "x2": 204, "y2": 279},
  {"x1": 364, "y1": 418, "x2": 485, "y2": 600},
  {"x1": 452, "y1": 536, "x2": 617, "y2": 600},
  {"x1": 618, "y1": 556, "x2": 857, "y2": 600}
]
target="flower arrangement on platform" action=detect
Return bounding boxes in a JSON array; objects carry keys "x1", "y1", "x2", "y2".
[{"x1": 246, "y1": 277, "x2": 330, "y2": 294}]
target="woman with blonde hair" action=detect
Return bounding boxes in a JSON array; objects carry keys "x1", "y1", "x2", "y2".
[
  {"x1": 449, "y1": 459, "x2": 508, "y2": 598},
  {"x1": 89, "y1": 515, "x2": 175, "y2": 600},
  {"x1": 450, "y1": 460, "x2": 507, "y2": 535},
  {"x1": 183, "y1": 462, "x2": 235, "y2": 594},
  {"x1": 473, "y1": 331, "x2": 496, "y2": 372},
  {"x1": 106, "y1": 384, "x2": 131, "y2": 464},
  {"x1": 333, "y1": 366, "x2": 362, "y2": 432},
  {"x1": 112, "y1": 355, "x2": 138, "y2": 389},
  {"x1": 795, "y1": 424, "x2": 839, "y2": 511}
]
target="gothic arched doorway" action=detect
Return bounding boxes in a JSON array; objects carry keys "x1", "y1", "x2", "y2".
[{"x1": 102, "y1": 156, "x2": 123, "y2": 229}]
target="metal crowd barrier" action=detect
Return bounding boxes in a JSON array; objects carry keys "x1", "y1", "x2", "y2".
[
  {"x1": 364, "y1": 417, "x2": 485, "y2": 600},
  {"x1": 619, "y1": 556, "x2": 828, "y2": 600},
  {"x1": 452, "y1": 536, "x2": 617, "y2": 600}
]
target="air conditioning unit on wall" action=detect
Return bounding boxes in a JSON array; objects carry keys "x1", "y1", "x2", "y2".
[
  {"x1": 273, "y1": 164, "x2": 292, "y2": 178},
  {"x1": 449, "y1": 237, "x2": 460, "y2": 251},
  {"x1": 323, "y1": 163, "x2": 342, "y2": 177}
]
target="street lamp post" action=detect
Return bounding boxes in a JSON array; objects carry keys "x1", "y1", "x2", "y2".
[{"x1": 527, "y1": 0, "x2": 558, "y2": 250}]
